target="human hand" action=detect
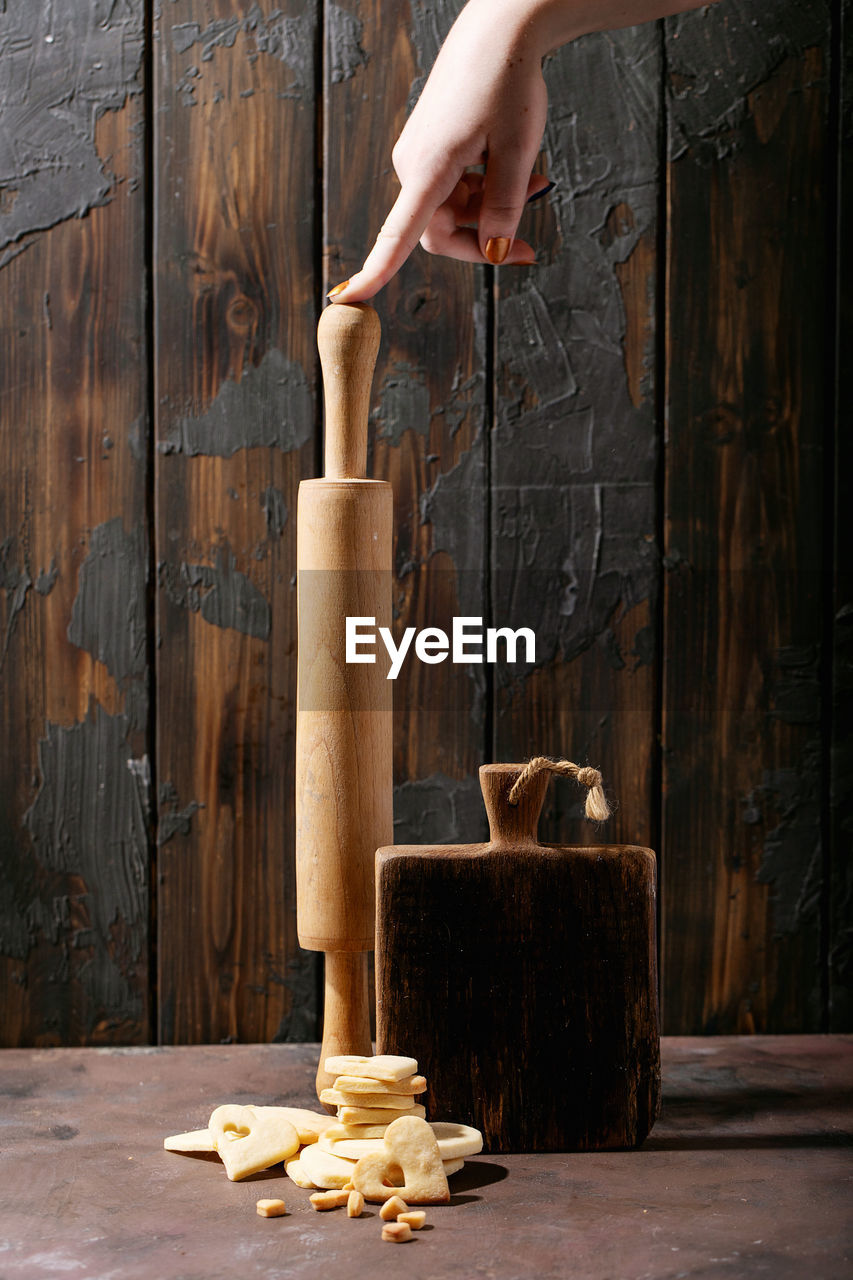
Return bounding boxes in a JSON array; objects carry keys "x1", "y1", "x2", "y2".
[{"x1": 327, "y1": 0, "x2": 553, "y2": 302}]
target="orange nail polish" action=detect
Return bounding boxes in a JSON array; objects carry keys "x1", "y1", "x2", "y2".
[
  {"x1": 485, "y1": 237, "x2": 510, "y2": 265},
  {"x1": 326, "y1": 279, "x2": 350, "y2": 298}
]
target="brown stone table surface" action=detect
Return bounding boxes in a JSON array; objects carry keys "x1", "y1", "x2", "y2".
[{"x1": 0, "y1": 1036, "x2": 850, "y2": 1279}]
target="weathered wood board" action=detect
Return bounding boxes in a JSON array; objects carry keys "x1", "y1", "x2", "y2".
[
  {"x1": 662, "y1": 1, "x2": 831, "y2": 1032},
  {"x1": 0, "y1": 0, "x2": 847, "y2": 1045},
  {"x1": 153, "y1": 0, "x2": 319, "y2": 1043},
  {"x1": 0, "y1": 2, "x2": 150, "y2": 1045}
]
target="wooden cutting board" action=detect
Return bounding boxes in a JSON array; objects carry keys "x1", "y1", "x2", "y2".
[{"x1": 375, "y1": 763, "x2": 661, "y2": 1153}]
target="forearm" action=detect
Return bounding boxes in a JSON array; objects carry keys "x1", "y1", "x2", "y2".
[{"x1": 455, "y1": 0, "x2": 715, "y2": 59}]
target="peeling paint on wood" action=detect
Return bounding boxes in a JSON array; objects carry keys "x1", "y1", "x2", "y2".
[
  {"x1": 260, "y1": 485, "x2": 288, "y2": 536},
  {"x1": 158, "y1": 547, "x2": 271, "y2": 640},
  {"x1": 752, "y1": 742, "x2": 823, "y2": 938},
  {"x1": 172, "y1": 5, "x2": 314, "y2": 97},
  {"x1": 0, "y1": 1, "x2": 144, "y2": 251},
  {"x1": 666, "y1": 0, "x2": 829, "y2": 159},
  {"x1": 67, "y1": 519, "x2": 147, "y2": 684},
  {"x1": 157, "y1": 781, "x2": 204, "y2": 846},
  {"x1": 372, "y1": 362, "x2": 431, "y2": 445},
  {"x1": 0, "y1": 705, "x2": 149, "y2": 1037},
  {"x1": 327, "y1": 3, "x2": 369, "y2": 83},
  {"x1": 407, "y1": 0, "x2": 462, "y2": 107},
  {"x1": 34, "y1": 561, "x2": 58, "y2": 597},
  {"x1": 270, "y1": 948, "x2": 320, "y2": 1042},
  {"x1": 420, "y1": 441, "x2": 486, "y2": 622},
  {"x1": 393, "y1": 772, "x2": 487, "y2": 845},
  {"x1": 160, "y1": 348, "x2": 313, "y2": 456}
]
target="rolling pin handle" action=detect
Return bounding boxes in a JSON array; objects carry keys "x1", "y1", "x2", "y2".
[
  {"x1": 316, "y1": 950, "x2": 373, "y2": 1104},
  {"x1": 318, "y1": 302, "x2": 381, "y2": 480}
]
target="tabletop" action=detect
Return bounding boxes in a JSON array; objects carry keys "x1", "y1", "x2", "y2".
[{"x1": 1, "y1": 1035, "x2": 851, "y2": 1279}]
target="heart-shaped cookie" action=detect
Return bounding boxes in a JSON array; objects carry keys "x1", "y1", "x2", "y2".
[
  {"x1": 209, "y1": 1104, "x2": 299, "y2": 1181},
  {"x1": 351, "y1": 1114, "x2": 450, "y2": 1204}
]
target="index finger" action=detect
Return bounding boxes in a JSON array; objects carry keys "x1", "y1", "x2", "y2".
[{"x1": 327, "y1": 170, "x2": 459, "y2": 302}]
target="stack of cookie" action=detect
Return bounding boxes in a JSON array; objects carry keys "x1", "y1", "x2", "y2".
[
  {"x1": 320, "y1": 1054, "x2": 426, "y2": 1123},
  {"x1": 285, "y1": 1055, "x2": 482, "y2": 1192}
]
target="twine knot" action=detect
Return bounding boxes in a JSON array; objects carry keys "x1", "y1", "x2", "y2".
[{"x1": 508, "y1": 756, "x2": 611, "y2": 822}]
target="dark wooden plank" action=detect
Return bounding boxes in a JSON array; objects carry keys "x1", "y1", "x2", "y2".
[
  {"x1": 493, "y1": 26, "x2": 662, "y2": 852},
  {"x1": 154, "y1": 1, "x2": 319, "y2": 1043},
  {"x1": 324, "y1": 0, "x2": 490, "y2": 847},
  {"x1": 830, "y1": 0, "x2": 853, "y2": 1030},
  {"x1": 662, "y1": 2, "x2": 831, "y2": 1033},
  {"x1": 1, "y1": 1038, "x2": 851, "y2": 1278},
  {"x1": 0, "y1": 2, "x2": 149, "y2": 1045}
]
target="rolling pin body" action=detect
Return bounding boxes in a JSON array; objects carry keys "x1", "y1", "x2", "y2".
[{"x1": 295, "y1": 303, "x2": 392, "y2": 1097}]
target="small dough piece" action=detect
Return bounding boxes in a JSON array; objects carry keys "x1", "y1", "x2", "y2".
[
  {"x1": 332, "y1": 1074, "x2": 426, "y2": 1096},
  {"x1": 428, "y1": 1121, "x2": 483, "y2": 1160},
  {"x1": 310, "y1": 1190, "x2": 350, "y2": 1211},
  {"x1": 164, "y1": 1128, "x2": 216, "y2": 1153},
  {"x1": 324, "y1": 1055, "x2": 418, "y2": 1083},
  {"x1": 298, "y1": 1139, "x2": 357, "y2": 1190},
  {"x1": 338, "y1": 1104, "x2": 425, "y2": 1126},
  {"x1": 347, "y1": 1190, "x2": 365, "y2": 1217},
  {"x1": 320, "y1": 1088, "x2": 417, "y2": 1111},
  {"x1": 398, "y1": 1210, "x2": 426, "y2": 1229},
  {"x1": 382, "y1": 1221, "x2": 413, "y2": 1243},
  {"x1": 284, "y1": 1155, "x2": 316, "y2": 1189},
  {"x1": 351, "y1": 1115, "x2": 450, "y2": 1205},
  {"x1": 379, "y1": 1194, "x2": 409, "y2": 1221},
  {"x1": 249, "y1": 1106, "x2": 335, "y2": 1145},
  {"x1": 209, "y1": 1104, "x2": 300, "y2": 1182},
  {"x1": 443, "y1": 1157, "x2": 465, "y2": 1177},
  {"x1": 256, "y1": 1198, "x2": 286, "y2": 1217}
]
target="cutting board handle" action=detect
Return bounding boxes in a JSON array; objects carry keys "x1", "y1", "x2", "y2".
[
  {"x1": 479, "y1": 764, "x2": 550, "y2": 847},
  {"x1": 318, "y1": 302, "x2": 381, "y2": 480}
]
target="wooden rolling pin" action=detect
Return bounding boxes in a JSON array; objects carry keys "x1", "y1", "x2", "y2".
[{"x1": 295, "y1": 303, "x2": 393, "y2": 1100}]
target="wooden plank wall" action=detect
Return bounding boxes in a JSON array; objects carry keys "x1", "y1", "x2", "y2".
[{"x1": 0, "y1": 0, "x2": 848, "y2": 1045}]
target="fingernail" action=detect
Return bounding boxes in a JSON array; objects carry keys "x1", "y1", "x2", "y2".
[
  {"x1": 485, "y1": 237, "x2": 510, "y2": 265},
  {"x1": 527, "y1": 181, "x2": 556, "y2": 204},
  {"x1": 326, "y1": 279, "x2": 350, "y2": 299}
]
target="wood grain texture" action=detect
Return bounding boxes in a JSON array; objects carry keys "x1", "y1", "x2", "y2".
[
  {"x1": 376, "y1": 765, "x2": 661, "y2": 1153},
  {"x1": 662, "y1": 4, "x2": 831, "y2": 1033},
  {"x1": 0, "y1": 3, "x2": 149, "y2": 1046},
  {"x1": 323, "y1": 0, "x2": 490, "y2": 845},
  {"x1": 492, "y1": 27, "x2": 662, "y2": 852},
  {"x1": 154, "y1": 0, "x2": 318, "y2": 1044}
]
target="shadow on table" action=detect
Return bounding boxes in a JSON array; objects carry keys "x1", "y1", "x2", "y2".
[
  {"x1": 645, "y1": 1128, "x2": 853, "y2": 1152},
  {"x1": 645, "y1": 1080, "x2": 853, "y2": 1151},
  {"x1": 448, "y1": 1160, "x2": 509, "y2": 1201}
]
